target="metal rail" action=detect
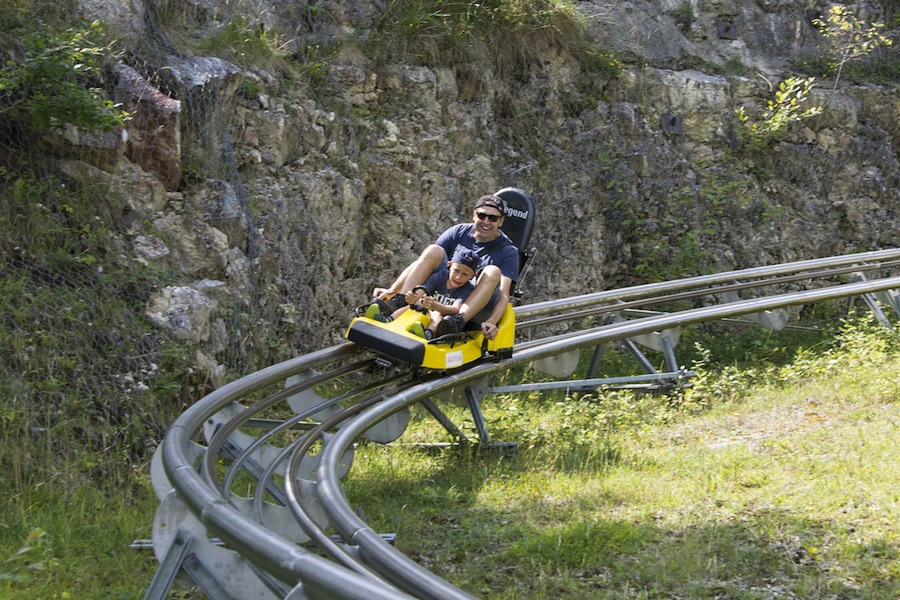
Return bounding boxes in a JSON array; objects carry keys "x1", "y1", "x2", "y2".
[
  {"x1": 148, "y1": 250, "x2": 900, "y2": 599},
  {"x1": 516, "y1": 247, "x2": 900, "y2": 321}
]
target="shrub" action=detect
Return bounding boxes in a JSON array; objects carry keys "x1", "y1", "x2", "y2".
[
  {"x1": 813, "y1": 5, "x2": 894, "y2": 89},
  {"x1": 735, "y1": 77, "x2": 822, "y2": 152},
  {"x1": 0, "y1": 21, "x2": 128, "y2": 133},
  {"x1": 369, "y1": 0, "x2": 601, "y2": 77}
]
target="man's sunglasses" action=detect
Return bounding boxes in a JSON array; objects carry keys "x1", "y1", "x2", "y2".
[{"x1": 475, "y1": 211, "x2": 502, "y2": 223}]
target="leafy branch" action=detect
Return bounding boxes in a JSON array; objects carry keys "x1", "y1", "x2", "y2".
[
  {"x1": 0, "y1": 21, "x2": 129, "y2": 132},
  {"x1": 735, "y1": 76, "x2": 822, "y2": 151},
  {"x1": 813, "y1": 5, "x2": 893, "y2": 90}
]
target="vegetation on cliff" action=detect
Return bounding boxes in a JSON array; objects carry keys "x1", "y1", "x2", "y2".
[{"x1": 1, "y1": 0, "x2": 899, "y2": 596}]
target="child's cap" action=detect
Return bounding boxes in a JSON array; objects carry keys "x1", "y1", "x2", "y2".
[{"x1": 450, "y1": 247, "x2": 480, "y2": 274}]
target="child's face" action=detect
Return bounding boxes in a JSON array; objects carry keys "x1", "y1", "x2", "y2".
[{"x1": 447, "y1": 263, "x2": 475, "y2": 289}]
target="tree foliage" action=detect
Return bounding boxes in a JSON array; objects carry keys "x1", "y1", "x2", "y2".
[
  {"x1": 813, "y1": 5, "x2": 894, "y2": 88},
  {"x1": 0, "y1": 21, "x2": 128, "y2": 132},
  {"x1": 735, "y1": 76, "x2": 822, "y2": 151}
]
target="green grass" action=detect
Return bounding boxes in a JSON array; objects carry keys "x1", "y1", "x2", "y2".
[
  {"x1": 3, "y1": 318, "x2": 899, "y2": 598},
  {"x1": 194, "y1": 16, "x2": 296, "y2": 76},
  {"x1": 367, "y1": 0, "x2": 610, "y2": 80},
  {"x1": 0, "y1": 166, "x2": 211, "y2": 598},
  {"x1": 344, "y1": 319, "x2": 900, "y2": 598},
  {"x1": 0, "y1": 476, "x2": 159, "y2": 598}
]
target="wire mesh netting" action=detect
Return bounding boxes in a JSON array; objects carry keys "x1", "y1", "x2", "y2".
[{"x1": 0, "y1": 3, "x2": 323, "y2": 476}]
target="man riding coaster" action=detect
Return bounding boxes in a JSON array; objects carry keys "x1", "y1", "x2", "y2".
[{"x1": 363, "y1": 194, "x2": 519, "y2": 341}]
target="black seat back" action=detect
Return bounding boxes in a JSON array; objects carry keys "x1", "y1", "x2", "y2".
[{"x1": 495, "y1": 187, "x2": 536, "y2": 299}]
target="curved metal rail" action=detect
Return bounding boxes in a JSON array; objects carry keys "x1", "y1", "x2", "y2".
[{"x1": 147, "y1": 249, "x2": 900, "y2": 600}]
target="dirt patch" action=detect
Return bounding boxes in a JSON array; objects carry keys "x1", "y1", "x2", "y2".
[{"x1": 662, "y1": 397, "x2": 871, "y2": 449}]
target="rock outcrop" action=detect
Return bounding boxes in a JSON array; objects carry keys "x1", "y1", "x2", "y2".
[{"x1": 65, "y1": 0, "x2": 898, "y2": 373}]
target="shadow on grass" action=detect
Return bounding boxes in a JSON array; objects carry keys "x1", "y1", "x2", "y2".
[{"x1": 345, "y1": 448, "x2": 900, "y2": 598}]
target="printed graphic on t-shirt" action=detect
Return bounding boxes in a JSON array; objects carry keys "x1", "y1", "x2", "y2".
[{"x1": 431, "y1": 292, "x2": 458, "y2": 307}]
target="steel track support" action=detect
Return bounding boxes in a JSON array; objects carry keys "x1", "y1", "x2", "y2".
[
  {"x1": 859, "y1": 293, "x2": 895, "y2": 330},
  {"x1": 220, "y1": 438, "x2": 289, "y2": 506},
  {"x1": 143, "y1": 530, "x2": 231, "y2": 600},
  {"x1": 419, "y1": 398, "x2": 470, "y2": 444},
  {"x1": 418, "y1": 393, "x2": 517, "y2": 456},
  {"x1": 582, "y1": 334, "x2": 685, "y2": 393},
  {"x1": 660, "y1": 334, "x2": 679, "y2": 373},
  {"x1": 586, "y1": 344, "x2": 604, "y2": 378},
  {"x1": 488, "y1": 370, "x2": 694, "y2": 394},
  {"x1": 466, "y1": 387, "x2": 492, "y2": 446},
  {"x1": 848, "y1": 272, "x2": 897, "y2": 331},
  {"x1": 466, "y1": 387, "x2": 519, "y2": 456},
  {"x1": 621, "y1": 338, "x2": 658, "y2": 374},
  {"x1": 845, "y1": 291, "x2": 894, "y2": 329}
]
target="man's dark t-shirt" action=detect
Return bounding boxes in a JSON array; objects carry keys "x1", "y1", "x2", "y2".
[{"x1": 434, "y1": 224, "x2": 520, "y2": 282}]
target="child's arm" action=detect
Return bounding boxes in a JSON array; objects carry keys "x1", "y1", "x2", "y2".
[
  {"x1": 405, "y1": 287, "x2": 428, "y2": 306},
  {"x1": 421, "y1": 296, "x2": 462, "y2": 315}
]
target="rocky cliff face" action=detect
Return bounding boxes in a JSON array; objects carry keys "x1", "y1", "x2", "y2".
[{"x1": 69, "y1": 0, "x2": 898, "y2": 376}]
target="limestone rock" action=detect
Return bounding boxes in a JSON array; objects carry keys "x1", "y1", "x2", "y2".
[
  {"x1": 145, "y1": 284, "x2": 219, "y2": 344},
  {"x1": 114, "y1": 63, "x2": 183, "y2": 190}
]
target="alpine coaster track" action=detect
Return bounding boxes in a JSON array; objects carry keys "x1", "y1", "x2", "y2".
[{"x1": 143, "y1": 248, "x2": 900, "y2": 600}]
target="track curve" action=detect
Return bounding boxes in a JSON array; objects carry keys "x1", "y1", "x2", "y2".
[{"x1": 147, "y1": 249, "x2": 900, "y2": 599}]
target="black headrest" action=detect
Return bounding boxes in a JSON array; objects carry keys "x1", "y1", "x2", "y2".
[{"x1": 495, "y1": 187, "x2": 536, "y2": 251}]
